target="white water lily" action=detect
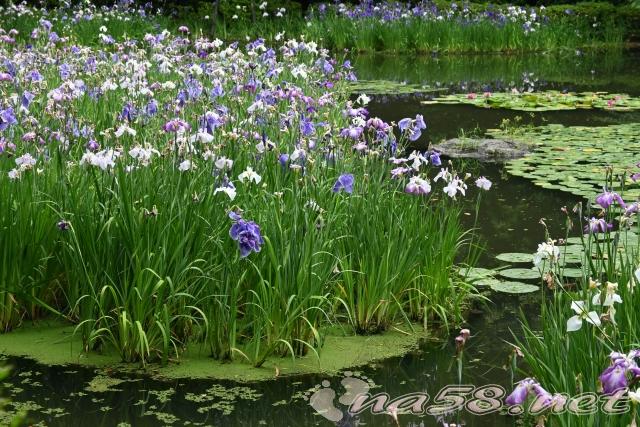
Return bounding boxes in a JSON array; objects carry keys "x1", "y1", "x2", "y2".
[
  {"x1": 567, "y1": 300, "x2": 601, "y2": 332},
  {"x1": 238, "y1": 166, "x2": 262, "y2": 184}
]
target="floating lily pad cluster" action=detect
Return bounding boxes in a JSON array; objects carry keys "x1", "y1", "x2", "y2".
[
  {"x1": 458, "y1": 236, "x2": 629, "y2": 293},
  {"x1": 423, "y1": 91, "x2": 640, "y2": 112},
  {"x1": 349, "y1": 80, "x2": 446, "y2": 95},
  {"x1": 459, "y1": 265, "x2": 540, "y2": 294},
  {"x1": 487, "y1": 123, "x2": 640, "y2": 199},
  {"x1": 479, "y1": 231, "x2": 639, "y2": 293}
]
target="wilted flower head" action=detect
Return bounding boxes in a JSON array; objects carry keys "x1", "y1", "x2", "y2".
[{"x1": 455, "y1": 328, "x2": 470, "y2": 353}]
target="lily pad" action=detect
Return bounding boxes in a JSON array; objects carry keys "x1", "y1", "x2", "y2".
[
  {"x1": 499, "y1": 268, "x2": 542, "y2": 280},
  {"x1": 558, "y1": 268, "x2": 584, "y2": 279},
  {"x1": 424, "y1": 91, "x2": 640, "y2": 112},
  {"x1": 490, "y1": 281, "x2": 540, "y2": 294},
  {"x1": 474, "y1": 277, "x2": 503, "y2": 287},
  {"x1": 350, "y1": 80, "x2": 445, "y2": 95},
  {"x1": 564, "y1": 237, "x2": 584, "y2": 245},
  {"x1": 458, "y1": 267, "x2": 495, "y2": 280},
  {"x1": 488, "y1": 123, "x2": 640, "y2": 199},
  {"x1": 495, "y1": 252, "x2": 534, "y2": 264}
]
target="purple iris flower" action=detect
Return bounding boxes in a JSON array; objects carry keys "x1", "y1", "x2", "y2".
[
  {"x1": 585, "y1": 217, "x2": 613, "y2": 234},
  {"x1": 340, "y1": 126, "x2": 364, "y2": 140},
  {"x1": 59, "y1": 63, "x2": 73, "y2": 80},
  {"x1": 57, "y1": 220, "x2": 70, "y2": 231},
  {"x1": 163, "y1": 118, "x2": 190, "y2": 133},
  {"x1": 333, "y1": 174, "x2": 354, "y2": 194},
  {"x1": 429, "y1": 151, "x2": 441, "y2": 166},
  {"x1": 596, "y1": 191, "x2": 625, "y2": 209},
  {"x1": 229, "y1": 219, "x2": 264, "y2": 258},
  {"x1": 0, "y1": 107, "x2": 17, "y2": 131},
  {"x1": 408, "y1": 128, "x2": 423, "y2": 142},
  {"x1": 211, "y1": 83, "x2": 224, "y2": 98},
  {"x1": 146, "y1": 99, "x2": 158, "y2": 116},
  {"x1": 86, "y1": 139, "x2": 100, "y2": 152},
  {"x1": 405, "y1": 177, "x2": 431, "y2": 195},
  {"x1": 228, "y1": 211, "x2": 243, "y2": 222},
  {"x1": 27, "y1": 70, "x2": 43, "y2": 82},
  {"x1": 398, "y1": 118, "x2": 412, "y2": 131},
  {"x1": 399, "y1": 114, "x2": 427, "y2": 142},
  {"x1": 300, "y1": 115, "x2": 315, "y2": 136},
  {"x1": 599, "y1": 364, "x2": 629, "y2": 395},
  {"x1": 505, "y1": 378, "x2": 556, "y2": 408},
  {"x1": 120, "y1": 103, "x2": 137, "y2": 123},
  {"x1": 599, "y1": 350, "x2": 640, "y2": 395},
  {"x1": 278, "y1": 153, "x2": 289, "y2": 167},
  {"x1": 505, "y1": 378, "x2": 536, "y2": 405},
  {"x1": 624, "y1": 203, "x2": 639, "y2": 216},
  {"x1": 21, "y1": 91, "x2": 35, "y2": 109}
]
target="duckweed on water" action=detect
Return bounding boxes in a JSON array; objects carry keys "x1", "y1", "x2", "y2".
[{"x1": 84, "y1": 375, "x2": 127, "y2": 393}]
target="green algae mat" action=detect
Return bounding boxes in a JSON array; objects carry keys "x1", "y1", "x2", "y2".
[
  {"x1": 423, "y1": 91, "x2": 640, "y2": 112},
  {"x1": 0, "y1": 320, "x2": 429, "y2": 382},
  {"x1": 488, "y1": 123, "x2": 640, "y2": 199}
]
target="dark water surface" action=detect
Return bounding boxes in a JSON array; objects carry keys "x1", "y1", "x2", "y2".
[{"x1": 2, "y1": 50, "x2": 637, "y2": 427}]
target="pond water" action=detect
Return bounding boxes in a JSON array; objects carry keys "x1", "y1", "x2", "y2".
[{"x1": 2, "y1": 50, "x2": 637, "y2": 427}]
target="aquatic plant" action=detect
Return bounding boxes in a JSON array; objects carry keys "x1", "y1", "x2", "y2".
[
  {"x1": 0, "y1": 5, "x2": 487, "y2": 366},
  {"x1": 425, "y1": 90, "x2": 640, "y2": 112},
  {"x1": 303, "y1": 1, "x2": 626, "y2": 53},
  {"x1": 508, "y1": 167, "x2": 640, "y2": 425},
  {"x1": 491, "y1": 123, "x2": 640, "y2": 200}
]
